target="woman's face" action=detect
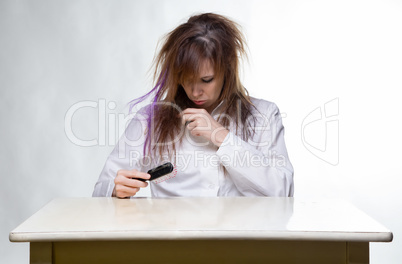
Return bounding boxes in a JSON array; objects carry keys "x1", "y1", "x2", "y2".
[{"x1": 181, "y1": 60, "x2": 224, "y2": 113}]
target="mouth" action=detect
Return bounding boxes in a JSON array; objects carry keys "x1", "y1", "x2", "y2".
[{"x1": 193, "y1": 100, "x2": 207, "y2": 105}]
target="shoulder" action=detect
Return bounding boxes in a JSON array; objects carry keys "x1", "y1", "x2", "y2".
[
  {"x1": 249, "y1": 96, "x2": 280, "y2": 115},
  {"x1": 246, "y1": 97, "x2": 285, "y2": 132}
]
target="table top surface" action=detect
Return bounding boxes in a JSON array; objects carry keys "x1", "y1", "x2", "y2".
[{"x1": 9, "y1": 197, "x2": 393, "y2": 242}]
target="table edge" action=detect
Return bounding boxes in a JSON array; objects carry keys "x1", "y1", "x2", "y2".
[{"x1": 9, "y1": 230, "x2": 393, "y2": 243}]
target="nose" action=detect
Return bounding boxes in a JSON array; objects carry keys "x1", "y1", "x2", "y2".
[{"x1": 191, "y1": 84, "x2": 203, "y2": 98}]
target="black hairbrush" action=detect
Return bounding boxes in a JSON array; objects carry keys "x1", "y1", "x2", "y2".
[{"x1": 135, "y1": 162, "x2": 174, "y2": 182}]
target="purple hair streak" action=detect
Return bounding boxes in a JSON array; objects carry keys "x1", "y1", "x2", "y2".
[{"x1": 126, "y1": 71, "x2": 168, "y2": 156}]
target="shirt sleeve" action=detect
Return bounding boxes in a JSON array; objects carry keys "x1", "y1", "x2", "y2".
[
  {"x1": 216, "y1": 102, "x2": 294, "y2": 197},
  {"x1": 92, "y1": 112, "x2": 148, "y2": 197}
]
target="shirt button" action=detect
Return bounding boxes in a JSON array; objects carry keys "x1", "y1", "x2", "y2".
[{"x1": 208, "y1": 184, "x2": 215, "y2": 189}]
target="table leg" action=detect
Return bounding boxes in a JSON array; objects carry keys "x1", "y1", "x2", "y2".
[
  {"x1": 30, "y1": 242, "x2": 53, "y2": 264},
  {"x1": 347, "y1": 242, "x2": 369, "y2": 264}
]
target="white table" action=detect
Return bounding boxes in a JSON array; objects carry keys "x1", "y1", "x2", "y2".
[{"x1": 10, "y1": 197, "x2": 393, "y2": 264}]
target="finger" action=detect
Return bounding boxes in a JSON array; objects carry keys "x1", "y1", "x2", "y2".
[
  {"x1": 182, "y1": 108, "x2": 206, "y2": 114},
  {"x1": 115, "y1": 185, "x2": 140, "y2": 198},
  {"x1": 121, "y1": 177, "x2": 149, "y2": 188},
  {"x1": 190, "y1": 129, "x2": 201, "y2": 137},
  {"x1": 181, "y1": 108, "x2": 209, "y2": 121},
  {"x1": 186, "y1": 122, "x2": 194, "y2": 130},
  {"x1": 118, "y1": 169, "x2": 150, "y2": 180},
  {"x1": 182, "y1": 112, "x2": 207, "y2": 122},
  {"x1": 131, "y1": 171, "x2": 151, "y2": 180},
  {"x1": 115, "y1": 185, "x2": 139, "y2": 196},
  {"x1": 115, "y1": 172, "x2": 149, "y2": 188},
  {"x1": 181, "y1": 113, "x2": 196, "y2": 126}
]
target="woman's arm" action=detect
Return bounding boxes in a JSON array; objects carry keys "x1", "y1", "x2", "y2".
[
  {"x1": 92, "y1": 112, "x2": 149, "y2": 197},
  {"x1": 216, "y1": 101, "x2": 294, "y2": 197}
]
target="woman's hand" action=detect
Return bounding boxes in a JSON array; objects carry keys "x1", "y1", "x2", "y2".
[
  {"x1": 181, "y1": 108, "x2": 229, "y2": 147},
  {"x1": 113, "y1": 169, "x2": 150, "y2": 198}
]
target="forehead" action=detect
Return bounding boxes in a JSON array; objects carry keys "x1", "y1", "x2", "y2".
[
  {"x1": 179, "y1": 58, "x2": 222, "y2": 84},
  {"x1": 198, "y1": 60, "x2": 214, "y2": 77}
]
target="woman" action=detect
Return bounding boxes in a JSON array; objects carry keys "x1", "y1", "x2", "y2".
[{"x1": 93, "y1": 13, "x2": 294, "y2": 198}]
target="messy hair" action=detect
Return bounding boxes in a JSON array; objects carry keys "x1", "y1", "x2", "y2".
[{"x1": 129, "y1": 13, "x2": 256, "y2": 157}]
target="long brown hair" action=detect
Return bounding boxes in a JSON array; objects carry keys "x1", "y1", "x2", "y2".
[{"x1": 132, "y1": 13, "x2": 256, "y2": 157}]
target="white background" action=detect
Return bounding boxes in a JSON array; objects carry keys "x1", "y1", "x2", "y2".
[{"x1": 1, "y1": 0, "x2": 401, "y2": 263}]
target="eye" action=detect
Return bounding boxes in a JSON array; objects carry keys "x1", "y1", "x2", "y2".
[{"x1": 202, "y1": 78, "x2": 214, "y2": 83}]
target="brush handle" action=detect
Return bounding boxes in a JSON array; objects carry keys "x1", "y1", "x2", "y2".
[{"x1": 135, "y1": 162, "x2": 174, "y2": 182}]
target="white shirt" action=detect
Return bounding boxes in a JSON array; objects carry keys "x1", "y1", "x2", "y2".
[{"x1": 92, "y1": 97, "x2": 294, "y2": 197}]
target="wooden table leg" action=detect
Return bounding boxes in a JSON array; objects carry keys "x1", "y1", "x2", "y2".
[
  {"x1": 30, "y1": 242, "x2": 53, "y2": 264},
  {"x1": 347, "y1": 242, "x2": 369, "y2": 264}
]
